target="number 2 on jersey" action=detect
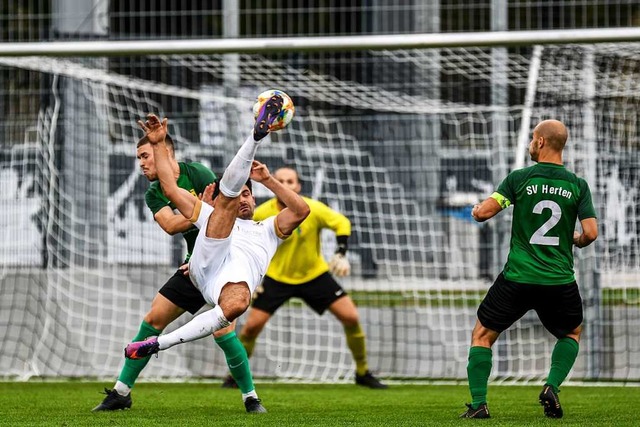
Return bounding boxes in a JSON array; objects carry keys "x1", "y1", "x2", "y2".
[{"x1": 529, "y1": 200, "x2": 561, "y2": 246}]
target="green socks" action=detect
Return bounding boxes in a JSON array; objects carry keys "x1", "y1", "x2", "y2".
[
  {"x1": 546, "y1": 337, "x2": 579, "y2": 392},
  {"x1": 467, "y1": 346, "x2": 492, "y2": 408},
  {"x1": 465, "y1": 338, "x2": 578, "y2": 408},
  {"x1": 118, "y1": 320, "x2": 162, "y2": 388},
  {"x1": 216, "y1": 331, "x2": 255, "y2": 394},
  {"x1": 118, "y1": 322, "x2": 257, "y2": 395},
  {"x1": 344, "y1": 323, "x2": 369, "y2": 376}
]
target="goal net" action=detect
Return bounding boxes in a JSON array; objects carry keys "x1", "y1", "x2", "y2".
[{"x1": 0, "y1": 43, "x2": 638, "y2": 383}]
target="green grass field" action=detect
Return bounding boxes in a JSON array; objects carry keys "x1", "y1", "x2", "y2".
[{"x1": 1, "y1": 382, "x2": 638, "y2": 426}]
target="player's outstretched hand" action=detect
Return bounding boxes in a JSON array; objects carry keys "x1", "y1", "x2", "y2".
[
  {"x1": 329, "y1": 253, "x2": 351, "y2": 277},
  {"x1": 138, "y1": 114, "x2": 168, "y2": 144},
  {"x1": 250, "y1": 160, "x2": 271, "y2": 183},
  {"x1": 200, "y1": 182, "x2": 217, "y2": 206}
]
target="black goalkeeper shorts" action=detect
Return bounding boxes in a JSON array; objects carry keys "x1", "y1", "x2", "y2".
[
  {"x1": 477, "y1": 272, "x2": 583, "y2": 339},
  {"x1": 251, "y1": 272, "x2": 347, "y2": 315},
  {"x1": 158, "y1": 269, "x2": 207, "y2": 315}
]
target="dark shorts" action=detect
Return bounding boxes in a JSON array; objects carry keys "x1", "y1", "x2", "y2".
[
  {"x1": 251, "y1": 272, "x2": 347, "y2": 315},
  {"x1": 477, "y1": 273, "x2": 583, "y2": 339},
  {"x1": 158, "y1": 269, "x2": 207, "y2": 315}
]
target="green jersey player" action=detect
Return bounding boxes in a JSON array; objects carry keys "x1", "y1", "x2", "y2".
[
  {"x1": 460, "y1": 120, "x2": 598, "y2": 420},
  {"x1": 93, "y1": 133, "x2": 265, "y2": 413}
]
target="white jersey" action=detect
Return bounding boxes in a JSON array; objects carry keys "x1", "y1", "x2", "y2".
[{"x1": 188, "y1": 201, "x2": 284, "y2": 305}]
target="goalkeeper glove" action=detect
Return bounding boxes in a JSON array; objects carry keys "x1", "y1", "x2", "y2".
[{"x1": 329, "y1": 253, "x2": 350, "y2": 277}]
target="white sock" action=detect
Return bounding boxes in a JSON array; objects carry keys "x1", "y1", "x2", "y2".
[
  {"x1": 219, "y1": 133, "x2": 265, "y2": 198},
  {"x1": 113, "y1": 380, "x2": 131, "y2": 396},
  {"x1": 242, "y1": 390, "x2": 258, "y2": 402},
  {"x1": 157, "y1": 305, "x2": 230, "y2": 350}
]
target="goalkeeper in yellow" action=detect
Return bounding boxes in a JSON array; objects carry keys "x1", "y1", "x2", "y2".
[{"x1": 223, "y1": 166, "x2": 387, "y2": 389}]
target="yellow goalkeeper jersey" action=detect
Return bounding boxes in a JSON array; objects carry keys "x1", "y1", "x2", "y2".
[{"x1": 253, "y1": 196, "x2": 351, "y2": 284}]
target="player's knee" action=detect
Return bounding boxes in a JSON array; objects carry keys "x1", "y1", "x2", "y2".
[
  {"x1": 471, "y1": 322, "x2": 498, "y2": 347},
  {"x1": 565, "y1": 324, "x2": 582, "y2": 342},
  {"x1": 242, "y1": 321, "x2": 264, "y2": 339},
  {"x1": 143, "y1": 311, "x2": 170, "y2": 330},
  {"x1": 471, "y1": 334, "x2": 494, "y2": 348},
  {"x1": 219, "y1": 282, "x2": 251, "y2": 320},
  {"x1": 221, "y1": 302, "x2": 249, "y2": 322},
  {"x1": 339, "y1": 312, "x2": 360, "y2": 328}
]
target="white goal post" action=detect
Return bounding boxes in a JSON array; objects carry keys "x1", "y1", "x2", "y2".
[
  {"x1": 2, "y1": 28, "x2": 640, "y2": 56},
  {"x1": 1, "y1": 29, "x2": 639, "y2": 384}
]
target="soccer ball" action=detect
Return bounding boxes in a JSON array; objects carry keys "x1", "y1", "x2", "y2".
[{"x1": 252, "y1": 89, "x2": 295, "y2": 131}]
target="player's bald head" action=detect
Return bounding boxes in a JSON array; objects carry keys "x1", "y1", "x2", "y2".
[{"x1": 534, "y1": 120, "x2": 568, "y2": 151}]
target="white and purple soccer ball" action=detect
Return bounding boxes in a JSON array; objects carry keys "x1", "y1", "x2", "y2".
[{"x1": 252, "y1": 89, "x2": 295, "y2": 131}]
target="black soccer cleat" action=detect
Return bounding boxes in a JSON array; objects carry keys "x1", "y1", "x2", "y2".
[
  {"x1": 355, "y1": 371, "x2": 388, "y2": 389},
  {"x1": 92, "y1": 388, "x2": 132, "y2": 412},
  {"x1": 244, "y1": 396, "x2": 267, "y2": 413},
  {"x1": 460, "y1": 403, "x2": 491, "y2": 419},
  {"x1": 221, "y1": 374, "x2": 239, "y2": 389},
  {"x1": 539, "y1": 384, "x2": 563, "y2": 418},
  {"x1": 253, "y1": 94, "x2": 283, "y2": 141}
]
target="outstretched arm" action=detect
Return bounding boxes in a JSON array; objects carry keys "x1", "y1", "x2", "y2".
[
  {"x1": 250, "y1": 160, "x2": 310, "y2": 236},
  {"x1": 138, "y1": 115, "x2": 197, "y2": 221}
]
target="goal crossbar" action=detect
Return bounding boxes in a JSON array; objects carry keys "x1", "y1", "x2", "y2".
[{"x1": 2, "y1": 27, "x2": 640, "y2": 57}]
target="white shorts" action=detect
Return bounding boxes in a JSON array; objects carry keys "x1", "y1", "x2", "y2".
[{"x1": 188, "y1": 203, "x2": 261, "y2": 305}]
